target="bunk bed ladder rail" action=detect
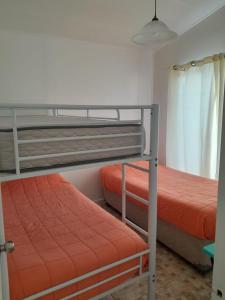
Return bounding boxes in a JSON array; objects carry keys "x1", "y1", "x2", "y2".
[{"x1": 122, "y1": 104, "x2": 159, "y2": 300}]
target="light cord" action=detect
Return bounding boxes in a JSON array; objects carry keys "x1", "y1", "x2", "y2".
[{"x1": 152, "y1": 0, "x2": 159, "y2": 21}]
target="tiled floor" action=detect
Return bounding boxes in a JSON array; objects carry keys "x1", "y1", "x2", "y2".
[
  {"x1": 111, "y1": 242, "x2": 212, "y2": 300},
  {"x1": 100, "y1": 201, "x2": 212, "y2": 300}
]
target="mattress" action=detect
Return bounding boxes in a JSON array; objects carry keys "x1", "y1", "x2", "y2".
[
  {"x1": 2, "y1": 174, "x2": 148, "y2": 300},
  {"x1": 100, "y1": 161, "x2": 218, "y2": 240},
  {"x1": 0, "y1": 115, "x2": 144, "y2": 172}
]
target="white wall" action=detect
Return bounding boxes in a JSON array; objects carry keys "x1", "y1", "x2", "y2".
[
  {"x1": 212, "y1": 87, "x2": 225, "y2": 300},
  {"x1": 153, "y1": 5, "x2": 225, "y2": 164},
  {"x1": 0, "y1": 30, "x2": 153, "y2": 199}
]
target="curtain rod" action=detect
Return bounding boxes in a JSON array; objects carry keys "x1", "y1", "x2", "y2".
[{"x1": 172, "y1": 53, "x2": 225, "y2": 71}]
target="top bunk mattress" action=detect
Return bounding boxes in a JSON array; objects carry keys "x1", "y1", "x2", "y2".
[{"x1": 0, "y1": 115, "x2": 144, "y2": 173}]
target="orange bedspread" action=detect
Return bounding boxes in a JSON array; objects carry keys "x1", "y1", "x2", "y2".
[
  {"x1": 101, "y1": 161, "x2": 218, "y2": 241},
  {"x1": 2, "y1": 174, "x2": 147, "y2": 300}
]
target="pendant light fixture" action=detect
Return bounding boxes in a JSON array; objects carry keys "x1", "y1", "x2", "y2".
[{"x1": 132, "y1": 0, "x2": 177, "y2": 45}]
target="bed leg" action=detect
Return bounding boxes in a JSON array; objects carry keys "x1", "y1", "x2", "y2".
[
  {"x1": 0, "y1": 185, "x2": 10, "y2": 300},
  {"x1": 122, "y1": 163, "x2": 126, "y2": 223},
  {"x1": 148, "y1": 278, "x2": 156, "y2": 300}
]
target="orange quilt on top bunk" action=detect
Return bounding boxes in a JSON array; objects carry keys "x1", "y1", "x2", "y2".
[
  {"x1": 2, "y1": 174, "x2": 148, "y2": 300},
  {"x1": 101, "y1": 161, "x2": 218, "y2": 241}
]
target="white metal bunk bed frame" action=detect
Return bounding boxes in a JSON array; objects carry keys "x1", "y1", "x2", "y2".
[{"x1": 0, "y1": 104, "x2": 159, "y2": 300}]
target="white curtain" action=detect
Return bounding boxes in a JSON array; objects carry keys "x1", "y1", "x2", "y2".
[{"x1": 166, "y1": 56, "x2": 225, "y2": 179}]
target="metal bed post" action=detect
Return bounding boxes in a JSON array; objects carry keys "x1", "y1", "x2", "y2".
[
  {"x1": 148, "y1": 104, "x2": 159, "y2": 300},
  {"x1": 140, "y1": 108, "x2": 145, "y2": 157},
  {"x1": 0, "y1": 186, "x2": 10, "y2": 300},
  {"x1": 122, "y1": 163, "x2": 126, "y2": 223},
  {"x1": 0, "y1": 109, "x2": 17, "y2": 300},
  {"x1": 12, "y1": 109, "x2": 20, "y2": 175}
]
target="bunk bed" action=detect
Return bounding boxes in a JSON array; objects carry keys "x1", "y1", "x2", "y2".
[
  {"x1": 100, "y1": 161, "x2": 217, "y2": 271},
  {"x1": 0, "y1": 104, "x2": 159, "y2": 300}
]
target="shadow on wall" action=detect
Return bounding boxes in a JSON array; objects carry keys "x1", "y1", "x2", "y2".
[{"x1": 63, "y1": 166, "x2": 103, "y2": 201}]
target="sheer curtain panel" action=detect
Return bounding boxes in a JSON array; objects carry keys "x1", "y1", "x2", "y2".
[{"x1": 166, "y1": 55, "x2": 225, "y2": 179}]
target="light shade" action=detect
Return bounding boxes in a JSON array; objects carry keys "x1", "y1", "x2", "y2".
[{"x1": 132, "y1": 19, "x2": 177, "y2": 45}]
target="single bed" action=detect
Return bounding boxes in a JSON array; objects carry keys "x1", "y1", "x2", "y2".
[
  {"x1": 0, "y1": 115, "x2": 143, "y2": 173},
  {"x1": 100, "y1": 161, "x2": 218, "y2": 271},
  {"x1": 2, "y1": 173, "x2": 148, "y2": 300}
]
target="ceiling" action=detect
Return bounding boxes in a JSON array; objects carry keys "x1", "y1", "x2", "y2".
[{"x1": 0, "y1": 0, "x2": 225, "y2": 47}]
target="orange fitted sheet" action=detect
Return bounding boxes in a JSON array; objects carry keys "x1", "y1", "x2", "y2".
[
  {"x1": 101, "y1": 161, "x2": 218, "y2": 241},
  {"x1": 2, "y1": 174, "x2": 148, "y2": 300}
]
